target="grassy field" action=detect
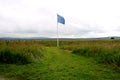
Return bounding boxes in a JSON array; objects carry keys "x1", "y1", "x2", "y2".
[
  {"x1": 0, "y1": 40, "x2": 120, "y2": 80},
  {"x1": 61, "y1": 40, "x2": 120, "y2": 67}
]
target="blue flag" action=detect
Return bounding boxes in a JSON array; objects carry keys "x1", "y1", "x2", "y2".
[{"x1": 57, "y1": 14, "x2": 65, "y2": 24}]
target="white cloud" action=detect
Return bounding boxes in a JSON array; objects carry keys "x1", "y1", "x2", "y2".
[{"x1": 0, "y1": 0, "x2": 120, "y2": 38}]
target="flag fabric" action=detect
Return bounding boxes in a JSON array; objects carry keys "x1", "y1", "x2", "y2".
[{"x1": 57, "y1": 14, "x2": 65, "y2": 24}]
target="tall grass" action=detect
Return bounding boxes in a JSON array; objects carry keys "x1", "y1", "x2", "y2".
[
  {"x1": 72, "y1": 47, "x2": 120, "y2": 66},
  {"x1": 0, "y1": 47, "x2": 33, "y2": 64},
  {"x1": 0, "y1": 40, "x2": 44, "y2": 64},
  {"x1": 1, "y1": 40, "x2": 120, "y2": 80},
  {"x1": 60, "y1": 40, "x2": 120, "y2": 67},
  {"x1": 1, "y1": 40, "x2": 120, "y2": 67}
]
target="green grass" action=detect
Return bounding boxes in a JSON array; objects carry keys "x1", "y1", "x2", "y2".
[
  {"x1": 42, "y1": 47, "x2": 120, "y2": 80},
  {"x1": 0, "y1": 47, "x2": 33, "y2": 64},
  {"x1": 0, "y1": 40, "x2": 44, "y2": 64},
  {"x1": 0, "y1": 47, "x2": 120, "y2": 80},
  {"x1": 0, "y1": 40, "x2": 120, "y2": 80},
  {"x1": 61, "y1": 40, "x2": 120, "y2": 67},
  {"x1": 72, "y1": 47, "x2": 120, "y2": 66}
]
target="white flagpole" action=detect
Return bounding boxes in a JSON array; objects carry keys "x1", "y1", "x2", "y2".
[{"x1": 57, "y1": 20, "x2": 59, "y2": 47}]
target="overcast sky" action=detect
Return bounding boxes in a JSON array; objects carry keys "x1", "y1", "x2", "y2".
[{"x1": 0, "y1": 0, "x2": 120, "y2": 38}]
